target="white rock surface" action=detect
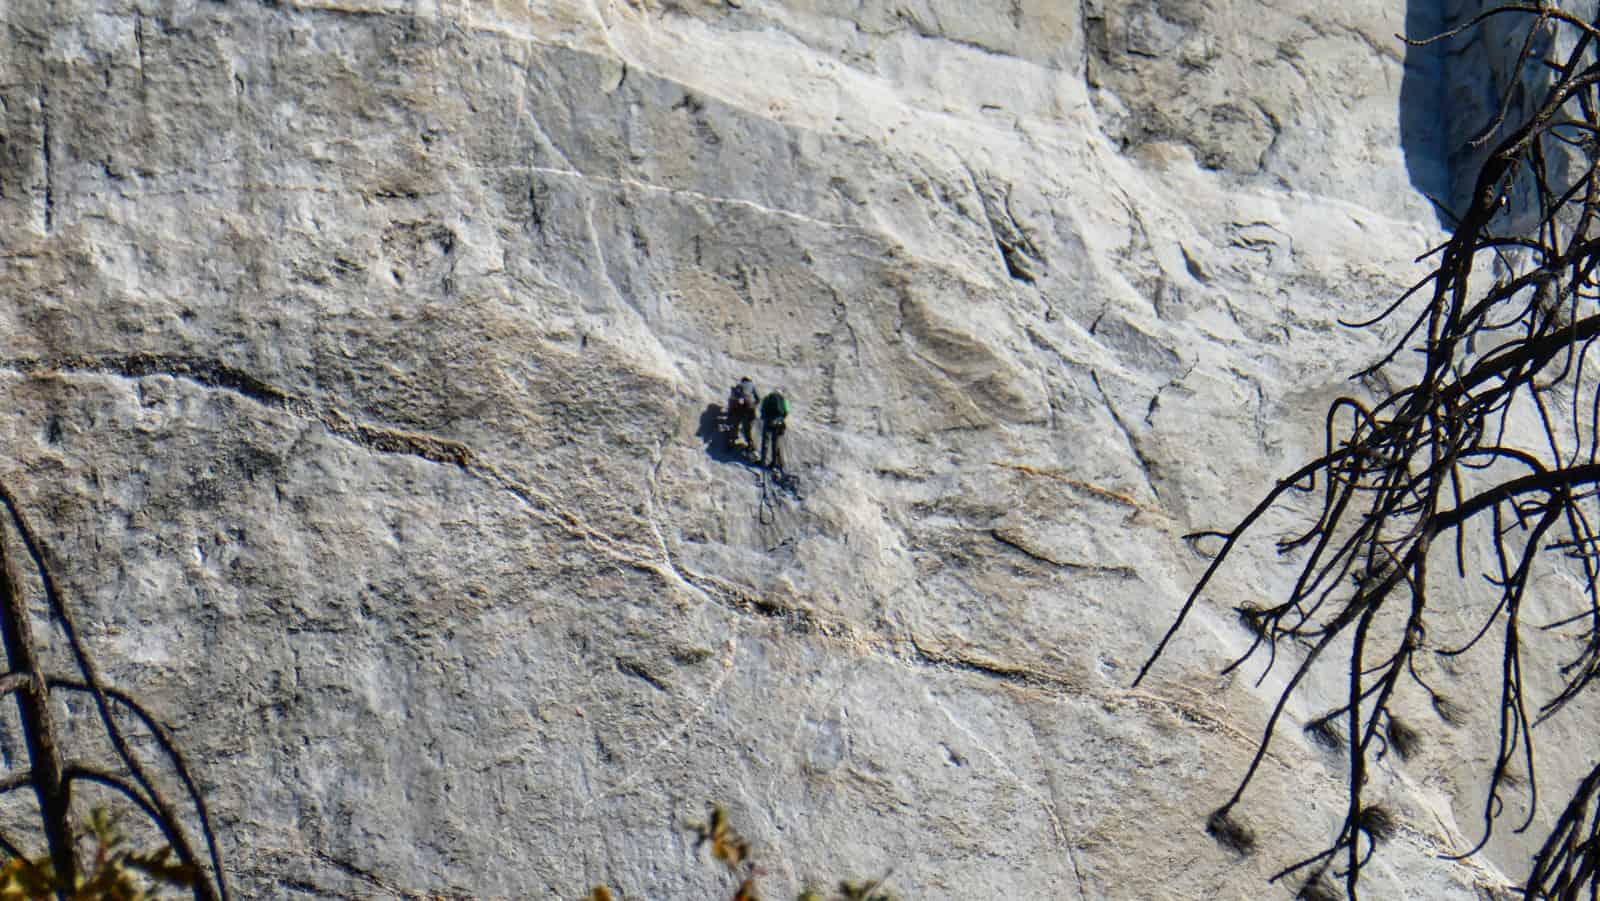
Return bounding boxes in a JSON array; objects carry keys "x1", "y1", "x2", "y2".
[{"x1": 0, "y1": 0, "x2": 1585, "y2": 898}]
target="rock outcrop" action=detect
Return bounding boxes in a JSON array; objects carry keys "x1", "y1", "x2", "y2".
[{"x1": 0, "y1": 1, "x2": 1584, "y2": 897}]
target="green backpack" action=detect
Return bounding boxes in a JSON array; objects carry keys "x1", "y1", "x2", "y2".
[{"x1": 762, "y1": 392, "x2": 789, "y2": 423}]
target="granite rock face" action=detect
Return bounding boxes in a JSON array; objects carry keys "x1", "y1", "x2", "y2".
[{"x1": 0, "y1": 1, "x2": 1584, "y2": 898}]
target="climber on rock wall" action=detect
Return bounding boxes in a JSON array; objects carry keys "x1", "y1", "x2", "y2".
[
  {"x1": 726, "y1": 376, "x2": 759, "y2": 457},
  {"x1": 759, "y1": 388, "x2": 789, "y2": 472}
]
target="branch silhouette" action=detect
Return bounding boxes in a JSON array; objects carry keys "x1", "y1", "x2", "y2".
[
  {"x1": 1139, "y1": 4, "x2": 1600, "y2": 897},
  {"x1": 0, "y1": 482, "x2": 225, "y2": 900}
]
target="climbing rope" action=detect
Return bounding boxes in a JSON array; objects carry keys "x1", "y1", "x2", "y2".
[{"x1": 757, "y1": 467, "x2": 778, "y2": 526}]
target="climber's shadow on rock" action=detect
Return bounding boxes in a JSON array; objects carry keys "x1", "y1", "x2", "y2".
[{"x1": 696, "y1": 403, "x2": 750, "y2": 465}]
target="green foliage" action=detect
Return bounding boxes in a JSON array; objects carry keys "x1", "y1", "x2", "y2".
[
  {"x1": 796, "y1": 878, "x2": 897, "y2": 901},
  {"x1": 0, "y1": 807, "x2": 196, "y2": 900},
  {"x1": 686, "y1": 803, "x2": 750, "y2": 872},
  {"x1": 588, "y1": 803, "x2": 899, "y2": 900},
  {"x1": 0, "y1": 486, "x2": 224, "y2": 900}
]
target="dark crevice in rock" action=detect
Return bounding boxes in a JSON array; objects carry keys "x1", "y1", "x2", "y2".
[
  {"x1": 689, "y1": 574, "x2": 829, "y2": 636},
  {"x1": 310, "y1": 849, "x2": 465, "y2": 899},
  {"x1": 1089, "y1": 370, "x2": 1162, "y2": 502},
  {"x1": 1180, "y1": 243, "x2": 1210, "y2": 282},
  {"x1": 134, "y1": 10, "x2": 146, "y2": 88},
  {"x1": 677, "y1": 568, "x2": 1090, "y2": 697},
  {"x1": 989, "y1": 527, "x2": 1070, "y2": 567},
  {"x1": 348, "y1": 423, "x2": 472, "y2": 468},
  {"x1": 988, "y1": 528, "x2": 1138, "y2": 578},
  {"x1": 1082, "y1": 2, "x2": 1106, "y2": 88},
  {"x1": 615, "y1": 657, "x2": 668, "y2": 693},
  {"x1": 891, "y1": 6, "x2": 1016, "y2": 61},
  {"x1": 10, "y1": 353, "x2": 294, "y2": 406},
  {"x1": 961, "y1": 163, "x2": 1044, "y2": 284},
  {"x1": 999, "y1": 245, "x2": 1037, "y2": 283},
  {"x1": 1249, "y1": 99, "x2": 1282, "y2": 172},
  {"x1": 1, "y1": 355, "x2": 474, "y2": 469},
  {"x1": 279, "y1": 878, "x2": 342, "y2": 898},
  {"x1": 526, "y1": 177, "x2": 547, "y2": 236},
  {"x1": 906, "y1": 634, "x2": 1081, "y2": 694},
  {"x1": 255, "y1": 1, "x2": 393, "y2": 21},
  {"x1": 38, "y1": 82, "x2": 52, "y2": 233}
]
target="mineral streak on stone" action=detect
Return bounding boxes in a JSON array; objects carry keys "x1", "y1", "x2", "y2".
[{"x1": 0, "y1": 0, "x2": 1581, "y2": 898}]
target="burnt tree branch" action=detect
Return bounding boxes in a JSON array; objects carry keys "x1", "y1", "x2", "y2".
[{"x1": 1139, "y1": 5, "x2": 1600, "y2": 897}]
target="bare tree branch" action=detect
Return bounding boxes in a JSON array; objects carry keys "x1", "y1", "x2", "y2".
[{"x1": 1141, "y1": 5, "x2": 1600, "y2": 897}]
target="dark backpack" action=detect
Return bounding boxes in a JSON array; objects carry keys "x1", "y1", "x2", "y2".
[
  {"x1": 761, "y1": 392, "x2": 788, "y2": 425},
  {"x1": 729, "y1": 382, "x2": 757, "y2": 416}
]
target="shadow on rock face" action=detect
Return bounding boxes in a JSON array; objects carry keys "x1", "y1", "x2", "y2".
[
  {"x1": 1400, "y1": 0, "x2": 1452, "y2": 229},
  {"x1": 1401, "y1": 0, "x2": 1569, "y2": 231},
  {"x1": 696, "y1": 402, "x2": 752, "y2": 465}
]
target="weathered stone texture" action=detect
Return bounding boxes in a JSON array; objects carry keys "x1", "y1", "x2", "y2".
[{"x1": 0, "y1": 0, "x2": 1583, "y2": 898}]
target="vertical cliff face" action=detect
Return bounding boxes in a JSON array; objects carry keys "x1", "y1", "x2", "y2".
[
  {"x1": 1086, "y1": 0, "x2": 1430, "y2": 217},
  {"x1": 0, "y1": 1, "x2": 1587, "y2": 897},
  {"x1": 1400, "y1": 0, "x2": 1600, "y2": 226}
]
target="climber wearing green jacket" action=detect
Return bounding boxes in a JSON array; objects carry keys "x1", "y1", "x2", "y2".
[{"x1": 759, "y1": 389, "x2": 789, "y2": 471}]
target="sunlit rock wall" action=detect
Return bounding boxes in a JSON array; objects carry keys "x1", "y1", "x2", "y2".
[{"x1": 0, "y1": 1, "x2": 1582, "y2": 897}]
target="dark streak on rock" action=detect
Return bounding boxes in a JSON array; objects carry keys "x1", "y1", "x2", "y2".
[
  {"x1": 615, "y1": 657, "x2": 667, "y2": 693},
  {"x1": 259, "y1": 0, "x2": 390, "y2": 19},
  {"x1": 967, "y1": 164, "x2": 1044, "y2": 284},
  {"x1": 309, "y1": 849, "x2": 472, "y2": 899},
  {"x1": 670, "y1": 92, "x2": 704, "y2": 115},
  {"x1": 1090, "y1": 370, "x2": 1162, "y2": 501},
  {"x1": 134, "y1": 11, "x2": 146, "y2": 88},
  {"x1": 988, "y1": 528, "x2": 1137, "y2": 578},
  {"x1": 1001, "y1": 189, "x2": 1044, "y2": 277},
  {"x1": 310, "y1": 851, "x2": 390, "y2": 891},
  {"x1": 908, "y1": 634, "x2": 1081, "y2": 694},
  {"x1": 280, "y1": 878, "x2": 342, "y2": 899},
  {"x1": 1250, "y1": 99, "x2": 1283, "y2": 173},
  {"x1": 676, "y1": 565, "x2": 1092, "y2": 698},
  {"x1": 527, "y1": 177, "x2": 544, "y2": 235},
  {"x1": 16, "y1": 353, "x2": 294, "y2": 407},
  {"x1": 893, "y1": 6, "x2": 1015, "y2": 60},
  {"x1": 1180, "y1": 243, "x2": 1210, "y2": 282},
  {"x1": 989, "y1": 527, "x2": 1066, "y2": 566},
  {"x1": 38, "y1": 83, "x2": 52, "y2": 233},
  {"x1": 2, "y1": 354, "x2": 473, "y2": 470},
  {"x1": 999, "y1": 239, "x2": 1038, "y2": 283}
]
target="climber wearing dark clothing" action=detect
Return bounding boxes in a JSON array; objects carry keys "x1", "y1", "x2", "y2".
[
  {"x1": 760, "y1": 389, "x2": 789, "y2": 471},
  {"x1": 727, "y1": 377, "x2": 759, "y2": 454}
]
